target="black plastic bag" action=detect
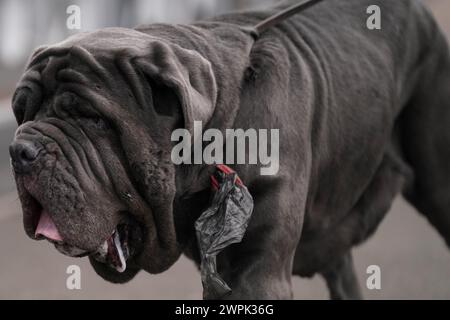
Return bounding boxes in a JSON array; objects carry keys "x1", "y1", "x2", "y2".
[{"x1": 195, "y1": 165, "x2": 254, "y2": 299}]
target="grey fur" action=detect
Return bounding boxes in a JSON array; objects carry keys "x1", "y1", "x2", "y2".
[{"x1": 10, "y1": 0, "x2": 450, "y2": 299}]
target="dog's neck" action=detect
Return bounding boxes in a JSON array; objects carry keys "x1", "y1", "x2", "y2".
[
  {"x1": 142, "y1": 24, "x2": 255, "y2": 194},
  {"x1": 139, "y1": 24, "x2": 256, "y2": 255}
]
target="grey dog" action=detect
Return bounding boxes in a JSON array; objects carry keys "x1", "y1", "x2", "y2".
[{"x1": 9, "y1": 0, "x2": 450, "y2": 299}]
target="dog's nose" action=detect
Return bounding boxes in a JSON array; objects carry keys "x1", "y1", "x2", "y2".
[{"x1": 9, "y1": 139, "x2": 42, "y2": 173}]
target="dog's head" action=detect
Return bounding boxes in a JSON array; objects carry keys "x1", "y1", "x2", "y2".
[{"x1": 9, "y1": 28, "x2": 217, "y2": 282}]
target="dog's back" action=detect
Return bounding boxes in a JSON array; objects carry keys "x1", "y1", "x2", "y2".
[{"x1": 217, "y1": 0, "x2": 450, "y2": 293}]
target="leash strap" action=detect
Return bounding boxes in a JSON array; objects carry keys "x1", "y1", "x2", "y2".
[{"x1": 252, "y1": 0, "x2": 325, "y2": 38}]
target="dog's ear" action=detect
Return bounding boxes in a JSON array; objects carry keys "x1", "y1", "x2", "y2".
[
  {"x1": 130, "y1": 41, "x2": 217, "y2": 133},
  {"x1": 26, "y1": 45, "x2": 49, "y2": 67},
  {"x1": 11, "y1": 45, "x2": 50, "y2": 125}
]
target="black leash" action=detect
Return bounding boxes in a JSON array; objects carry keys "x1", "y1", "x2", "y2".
[{"x1": 251, "y1": 0, "x2": 325, "y2": 39}]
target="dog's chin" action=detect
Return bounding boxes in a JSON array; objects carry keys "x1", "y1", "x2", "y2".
[
  {"x1": 86, "y1": 220, "x2": 144, "y2": 284},
  {"x1": 88, "y1": 220, "x2": 144, "y2": 274},
  {"x1": 89, "y1": 255, "x2": 141, "y2": 283},
  {"x1": 54, "y1": 220, "x2": 144, "y2": 273},
  {"x1": 47, "y1": 219, "x2": 144, "y2": 283},
  {"x1": 51, "y1": 218, "x2": 144, "y2": 282}
]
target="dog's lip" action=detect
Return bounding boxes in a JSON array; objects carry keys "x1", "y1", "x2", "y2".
[
  {"x1": 52, "y1": 227, "x2": 123, "y2": 257},
  {"x1": 54, "y1": 242, "x2": 91, "y2": 257},
  {"x1": 49, "y1": 223, "x2": 134, "y2": 273}
]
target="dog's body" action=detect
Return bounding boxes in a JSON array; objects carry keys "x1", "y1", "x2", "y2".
[{"x1": 10, "y1": 0, "x2": 450, "y2": 299}]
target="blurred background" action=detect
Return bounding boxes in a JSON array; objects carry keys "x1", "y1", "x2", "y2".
[{"x1": 1, "y1": 0, "x2": 450, "y2": 299}]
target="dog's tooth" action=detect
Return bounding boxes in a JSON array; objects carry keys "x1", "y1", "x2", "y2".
[{"x1": 113, "y1": 230, "x2": 127, "y2": 273}]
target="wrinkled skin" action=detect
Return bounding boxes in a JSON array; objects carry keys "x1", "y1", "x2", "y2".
[
  {"x1": 12, "y1": 31, "x2": 195, "y2": 281},
  {"x1": 11, "y1": 0, "x2": 450, "y2": 298}
]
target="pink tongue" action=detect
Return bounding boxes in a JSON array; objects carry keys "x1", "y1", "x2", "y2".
[{"x1": 35, "y1": 210, "x2": 63, "y2": 242}]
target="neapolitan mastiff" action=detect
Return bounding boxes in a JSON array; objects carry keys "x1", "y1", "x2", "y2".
[{"x1": 9, "y1": 0, "x2": 450, "y2": 299}]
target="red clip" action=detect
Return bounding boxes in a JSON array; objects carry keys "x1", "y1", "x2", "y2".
[{"x1": 210, "y1": 165, "x2": 243, "y2": 190}]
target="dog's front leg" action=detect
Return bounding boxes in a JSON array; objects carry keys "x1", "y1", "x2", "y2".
[
  {"x1": 219, "y1": 245, "x2": 295, "y2": 299},
  {"x1": 215, "y1": 191, "x2": 304, "y2": 300}
]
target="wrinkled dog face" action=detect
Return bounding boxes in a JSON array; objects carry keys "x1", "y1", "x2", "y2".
[{"x1": 9, "y1": 28, "x2": 217, "y2": 283}]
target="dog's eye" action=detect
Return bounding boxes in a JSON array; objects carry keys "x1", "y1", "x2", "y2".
[
  {"x1": 55, "y1": 92, "x2": 107, "y2": 130},
  {"x1": 55, "y1": 92, "x2": 80, "y2": 118},
  {"x1": 87, "y1": 116, "x2": 108, "y2": 131}
]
